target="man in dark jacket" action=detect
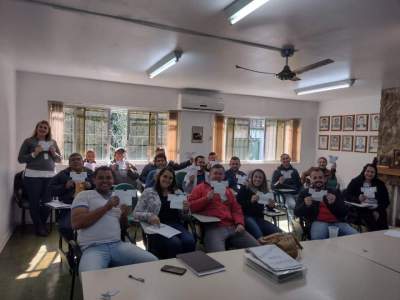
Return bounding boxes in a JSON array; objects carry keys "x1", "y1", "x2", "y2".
[
  {"x1": 225, "y1": 156, "x2": 247, "y2": 192},
  {"x1": 49, "y1": 153, "x2": 94, "y2": 241},
  {"x1": 295, "y1": 168, "x2": 358, "y2": 240}
]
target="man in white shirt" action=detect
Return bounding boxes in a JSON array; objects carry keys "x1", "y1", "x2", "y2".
[{"x1": 71, "y1": 166, "x2": 157, "y2": 272}]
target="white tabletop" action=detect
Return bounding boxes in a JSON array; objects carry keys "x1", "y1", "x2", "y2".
[{"x1": 82, "y1": 235, "x2": 400, "y2": 300}]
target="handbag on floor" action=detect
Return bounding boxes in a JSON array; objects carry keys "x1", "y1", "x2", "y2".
[{"x1": 259, "y1": 232, "x2": 303, "y2": 259}]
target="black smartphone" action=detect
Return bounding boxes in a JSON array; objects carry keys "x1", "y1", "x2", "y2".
[{"x1": 160, "y1": 265, "x2": 187, "y2": 275}]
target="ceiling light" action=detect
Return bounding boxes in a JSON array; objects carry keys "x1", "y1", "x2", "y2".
[
  {"x1": 147, "y1": 50, "x2": 182, "y2": 79},
  {"x1": 294, "y1": 79, "x2": 356, "y2": 95},
  {"x1": 225, "y1": 0, "x2": 270, "y2": 25}
]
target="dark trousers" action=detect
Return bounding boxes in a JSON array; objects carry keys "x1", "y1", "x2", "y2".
[
  {"x1": 244, "y1": 216, "x2": 280, "y2": 240},
  {"x1": 23, "y1": 177, "x2": 51, "y2": 230},
  {"x1": 57, "y1": 210, "x2": 74, "y2": 241},
  {"x1": 147, "y1": 223, "x2": 196, "y2": 259},
  {"x1": 359, "y1": 208, "x2": 389, "y2": 231}
]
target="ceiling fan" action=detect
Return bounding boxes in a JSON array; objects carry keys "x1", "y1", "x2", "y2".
[{"x1": 236, "y1": 45, "x2": 334, "y2": 81}]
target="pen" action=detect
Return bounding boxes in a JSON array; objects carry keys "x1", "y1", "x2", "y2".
[{"x1": 128, "y1": 274, "x2": 145, "y2": 283}]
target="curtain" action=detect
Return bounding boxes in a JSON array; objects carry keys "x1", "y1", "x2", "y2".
[
  {"x1": 167, "y1": 111, "x2": 178, "y2": 161},
  {"x1": 48, "y1": 101, "x2": 64, "y2": 156},
  {"x1": 213, "y1": 115, "x2": 225, "y2": 161}
]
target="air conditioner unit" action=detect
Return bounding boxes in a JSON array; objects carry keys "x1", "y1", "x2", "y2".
[{"x1": 178, "y1": 92, "x2": 224, "y2": 113}]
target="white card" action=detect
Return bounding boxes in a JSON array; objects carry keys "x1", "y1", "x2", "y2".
[
  {"x1": 43, "y1": 153, "x2": 49, "y2": 160},
  {"x1": 38, "y1": 140, "x2": 53, "y2": 151},
  {"x1": 187, "y1": 165, "x2": 200, "y2": 177},
  {"x1": 236, "y1": 174, "x2": 247, "y2": 185},
  {"x1": 112, "y1": 189, "x2": 137, "y2": 206},
  {"x1": 209, "y1": 160, "x2": 219, "y2": 167},
  {"x1": 117, "y1": 161, "x2": 126, "y2": 170},
  {"x1": 211, "y1": 181, "x2": 228, "y2": 195},
  {"x1": 83, "y1": 162, "x2": 96, "y2": 171},
  {"x1": 281, "y1": 170, "x2": 293, "y2": 179},
  {"x1": 257, "y1": 192, "x2": 275, "y2": 205},
  {"x1": 328, "y1": 155, "x2": 338, "y2": 164},
  {"x1": 168, "y1": 194, "x2": 186, "y2": 210},
  {"x1": 70, "y1": 171, "x2": 87, "y2": 182},
  {"x1": 361, "y1": 186, "x2": 377, "y2": 199},
  {"x1": 309, "y1": 188, "x2": 328, "y2": 202}
]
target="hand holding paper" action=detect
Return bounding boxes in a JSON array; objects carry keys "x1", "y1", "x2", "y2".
[
  {"x1": 112, "y1": 189, "x2": 137, "y2": 206},
  {"x1": 309, "y1": 188, "x2": 327, "y2": 202},
  {"x1": 168, "y1": 194, "x2": 187, "y2": 210},
  {"x1": 70, "y1": 171, "x2": 87, "y2": 183},
  {"x1": 211, "y1": 181, "x2": 228, "y2": 199},
  {"x1": 38, "y1": 141, "x2": 53, "y2": 151},
  {"x1": 256, "y1": 192, "x2": 275, "y2": 205}
]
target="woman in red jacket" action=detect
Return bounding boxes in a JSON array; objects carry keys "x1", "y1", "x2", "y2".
[{"x1": 188, "y1": 164, "x2": 259, "y2": 252}]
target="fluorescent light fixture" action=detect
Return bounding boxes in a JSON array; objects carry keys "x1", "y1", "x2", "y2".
[
  {"x1": 147, "y1": 50, "x2": 182, "y2": 79},
  {"x1": 225, "y1": 0, "x2": 270, "y2": 25},
  {"x1": 295, "y1": 79, "x2": 356, "y2": 95}
]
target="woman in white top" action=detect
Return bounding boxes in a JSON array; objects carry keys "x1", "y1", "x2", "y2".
[{"x1": 18, "y1": 120, "x2": 62, "y2": 236}]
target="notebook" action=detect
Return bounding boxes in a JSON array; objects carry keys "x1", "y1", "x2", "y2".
[{"x1": 177, "y1": 251, "x2": 225, "y2": 277}]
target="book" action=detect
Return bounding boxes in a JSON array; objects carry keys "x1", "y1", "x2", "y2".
[{"x1": 177, "y1": 250, "x2": 225, "y2": 277}]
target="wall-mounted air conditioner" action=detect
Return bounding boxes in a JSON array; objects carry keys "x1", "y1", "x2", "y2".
[{"x1": 178, "y1": 92, "x2": 224, "y2": 113}]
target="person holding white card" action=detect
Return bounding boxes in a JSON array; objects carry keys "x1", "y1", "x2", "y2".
[
  {"x1": 345, "y1": 164, "x2": 389, "y2": 231},
  {"x1": 134, "y1": 168, "x2": 196, "y2": 259},
  {"x1": 183, "y1": 155, "x2": 209, "y2": 194},
  {"x1": 144, "y1": 153, "x2": 168, "y2": 188},
  {"x1": 295, "y1": 168, "x2": 357, "y2": 240},
  {"x1": 301, "y1": 157, "x2": 337, "y2": 189},
  {"x1": 225, "y1": 156, "x2": 247, "y2": 192},
  {"x1": 110, "y1": 148, "x2": 140, "y2": 189},
  {"x1": 18, "y1": 120, "x2": 62, "y2": 236},
  {"x1": 236, "y1": 169, "x2": 280, "y2": 241},
  {"x1": 83, "y1": 149, "x2": 97, "y2": 171},
  {"x1": 188, "y1": 164, "x2": 259, "y2": 252}
]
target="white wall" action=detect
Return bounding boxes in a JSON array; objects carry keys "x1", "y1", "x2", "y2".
[
  {"x1": 316, "y1": 96, "x2": 380, "y2": 187},
  {"x1": 0, "y1": 55, "x2": 16, "y2": 252}
]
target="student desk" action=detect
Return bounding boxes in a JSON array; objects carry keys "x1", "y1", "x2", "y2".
[{"x1": 81, "y1": 231, "x2": 400, "y2": 300}]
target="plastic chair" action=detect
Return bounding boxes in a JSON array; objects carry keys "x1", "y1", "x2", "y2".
[{"x1": 12, "y1": 171, "x2": 30, "y2": 229}]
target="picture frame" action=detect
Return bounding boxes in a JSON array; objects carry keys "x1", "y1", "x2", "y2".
[
  {"x1": 355, "y1": 114, "x2": 369, "y2": 131},
  {"x1": 191, "y1": 126, "x2": 203, "y2": 143},
  {"x1": 369, "y1": 113, "x2": 380, "y2": 131},
  {"x1": 354, "y1": 136, "x2": 367, "y2": 153},
  {"x1": 331, "y1": 116, "x2": 342, "y2": 131},
  {"x1": 341, "y1": 135, "x2": 354, "y2": 152},
  {"x1": 329, "y1": 135, "x2": 341, "y2": 151},
  {"x1": 318, "y1": 135, "x2": 329, "y2": 150},
  {"x1": 319, "y1": 116, "x2": 330, "y2": 131},
  {"x1": 343, "y1": 115, "x2": 355, "y2": 131},
  {"x1": 368, "y1": 136, "x2": 378, "y2": 153}
]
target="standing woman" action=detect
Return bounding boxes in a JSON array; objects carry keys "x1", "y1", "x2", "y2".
[
  {"x1": 18, "y1": 120, "x2": 62, "y2": 236},
  {"x1": 236, "y1": 169, "x2": 280, "y2": 242},
  {"x1": 345, "y1": 163, "x2": 389, "y2": 231},
  {"x1": 134, "y1": 167, "x2": 196, "y2": 259}
]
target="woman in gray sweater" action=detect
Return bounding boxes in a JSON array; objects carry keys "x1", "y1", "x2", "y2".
[{"x1": 18, "y1": 120, "x2": 62, "y2": 236}]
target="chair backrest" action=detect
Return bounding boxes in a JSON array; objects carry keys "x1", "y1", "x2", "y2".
[
  {"x1": 13, "y1": 171, "x2": 28, "y2": 208},
  {"x1": 175, "y1": 171, "x2": 187, "y2": 190}
]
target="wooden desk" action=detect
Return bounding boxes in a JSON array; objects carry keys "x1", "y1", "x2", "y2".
[{"x1": 81, "y1": 235, "x2": 400, "y2": 300}]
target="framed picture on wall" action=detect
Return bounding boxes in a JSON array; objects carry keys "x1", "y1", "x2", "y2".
[
  {"x1": 331, "y1": 116, "x2": 342, "y2": 131},
  {"x1": 343, "y1": 115, "x2": 355, "y2": 131},
  {"x1": 191, "y1": 126, "x2": 203, "y2": 143},
  {"x1": 355, "y1": 114, "x2": 369, "y2": 131},
  {"x1": 369, "y1": 113, "x2": 380, "y2": 131},
  {"x1": 354, "y1": 136, "x2": 367, "y2": 152},
  {"x1": 341, "y1": 135, "x2": 354, "y2": 152},
  {"x1": 318, "y1": 135, "x2": 329, "y2": 150},
  {"x1": 329, "y1": 135, "x2": 341, "y2": 151},
  {"x1": 368, "y1": 136, "x2": 379, "y2": 153},
  {"x1": 319, "y1": 116, "x2": 330, "y2": 131}
]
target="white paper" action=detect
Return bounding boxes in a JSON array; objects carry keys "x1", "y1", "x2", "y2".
[
  {"x1": 70, "y1": 171, "x2": 87, "y2": 182},
  {"x1": 187, "y1": 165, "x2": 200, "y2": 177},
  {"x1": 45, "y1": 200, "x2": 71, "y2": 209},
  {"x1": 43, "y1": 153, "x2": 49, "y2": 160},
  {"x1": 280, "y1": 170, "x2": 293, "y2": 179},
  {"x1": 191, "y1": 213, "x2": 220, "y2": 223},
  {"x1": 117, "y1": 161, "x2": 126, "y2": 170},
  {"x1": 344, "y1": 201, "x2": 375, "y2": 208},
  {"x1": 361, "y1": 186, "x2": 377, "y2": 199},
  {"x1": 112, "y1": 189, "x2": 137, "y2": 206},
  {"x1": 236, "y1": 175, "x2": 247, "y2": 185},
  {"x1": 168, "y1": 194, "x2": 186, "y2": 210},
  {"x1": 83, "y1": 162, "x2": 96, "y2": 171},
  {"x1": 209, "y1": 160, "x2": 219, "y2": 167},
  {"x1": 38, "y1": 140, "x2": 53, "y2": 151},
  {"x1": 211, "y1": 181, "x2": 228, "y2": 200},
  {"x1": 384, "y1": 230, "x2": 400, "y2": 239},
  {"x1": 141, "y1": 222, "x2": 181, "y2": 238},
  {"x1": 257, "y1": 192, "x2": 275, "y2": 205},
  {"x1": 328, "y1": 155, "x2": 338, "y2": 164},
  {"x1": 309, "y1": 188, "x2": 327, "y2": 202}
]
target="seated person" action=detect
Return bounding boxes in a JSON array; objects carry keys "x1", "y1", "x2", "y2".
[
  {"x1": 71, "y1": 166, "x2": 157, "y2": 272},
  {"x1": 83, "y1": 149, "x2": 96, "y2": 171},
  {"x1": 144, "y1": 153, "x2": 168, "y2": 188},
  {"x1": 110, "y1": 147, "x2": 140, "y2": 188},
  {"x1": 183, "y1": 155, "x2": 209, "y2": 194},
  {"x1": 188, "y1": 164, "x2": 259, "y2": 252},
  {"x1": 345, "y1": 163, "x2": 389, "y2": 231},
  {"x1": 225, "y1": 156, "x2": 247, "y2": 192},
  {"x1": 294, "y1": 168, "x2": 358, "y2": 240},
  {"x1": 139, "y1": 147, "x2": 192, "y2": 183},
  {"x1": 271, "y1": 153, "x2": 302, "y2": 212},
  {"x1": 301, "y1": 157, "x2": 337, "y2": 189},
  {"x1": 236, "y1": 169, "x2": 280, "y2": 241},
  {"x1": 48, "y1": 153, "x2": 94, "y2": 241},
  {"x1": 205, "y1": 151, "x2": 218, "y2": 172},
  {"x1": 134, "y1": 168, "x2": 196, "y2": 259}
]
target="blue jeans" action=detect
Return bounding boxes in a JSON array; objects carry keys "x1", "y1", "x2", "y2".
[
  {"x1": 244, "y1": 216, "x2": 280, "y2": 240},
  {"x1": 79, "y1": 241, "x2": 158, "y2": 272},
  {"x1": 147, "y1": 223, "x2": 196, "y2": 259},
  {"x1": 310, "y1": 221, "x2": 359, "y2": 240}
]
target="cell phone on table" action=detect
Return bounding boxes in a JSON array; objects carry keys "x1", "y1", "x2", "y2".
[{"x1": 160, "y1": 265, "x2": 187, "y2": 275}]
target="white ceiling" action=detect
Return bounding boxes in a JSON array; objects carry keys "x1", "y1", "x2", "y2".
[{"x1": 1, "y1": 0, "x2": 400, "y2": 101}]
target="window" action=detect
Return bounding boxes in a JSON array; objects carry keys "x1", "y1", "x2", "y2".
[
  {"x1": 224, "y1": 117, "x2": 300, "y2": 162},
  {"x1": 63, "y1": 106, "x2": 169, "y2": 161}
]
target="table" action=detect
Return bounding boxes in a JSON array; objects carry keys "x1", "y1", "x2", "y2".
[{"x1": 82, "y1": 232, "x2": 400, "y2": 300}]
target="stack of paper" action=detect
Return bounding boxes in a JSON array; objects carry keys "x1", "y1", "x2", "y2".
[{"x1": 245, "y1": 245, "x2": 305, "y2": 282}]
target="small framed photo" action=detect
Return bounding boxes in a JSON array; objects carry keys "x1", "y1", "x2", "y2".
[
  {"x1": 329, "y1": 135, "x2": 341, "y2": 151},
  {"x1": 343, "y1": 115, "x2": 355, "y2": 131},
  {"x1": 368, "y1": 136, "x2": 379, "y2": 153},
  {"x1": 331, "y1": 116, "x2": 342, "y2": 131},
  {"x1": 319, "y1": 116, "x2": 330, "y2": 131},
  {"x1": 341, "y1": 135, "x2": 354, "y2": 152},
  {"x1": 191, "y1": 126, "x2": 203, "y2": 143},
  {"x1": 392, "y1": 149, "x2": 400, "y2": 168},
  {"x1": 354, "y1": 136, "x2": 367, "y2": 153},
  {"x1": 318, "y1": 135, "x2": 329, "y2": 150},
  {"x1": 355, "y1": 114, "x2": 369, "y2": 131},
  {"x1": 369, "y1": 113, "x2": 380, "y2": 131}
]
